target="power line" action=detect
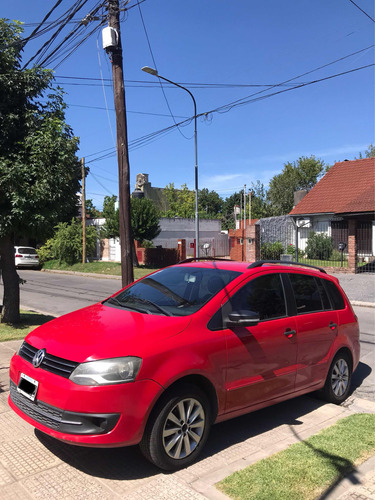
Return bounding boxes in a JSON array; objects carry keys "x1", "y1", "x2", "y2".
[
  {"x1": 67, "y1": 102, "x2": 189, "y2": 118},
  {"x1": 21, "y1": 0, "x2": 65, "y2": 48},
  {"x1": 84, "y1": 62, "x2": 374, "y2": 162},
  {"x1": 137, "y1": 2, "x2": 191, "y2": 140},
  {"x1": 348, "y1": 0, "x2": 375, "y2": 22}
]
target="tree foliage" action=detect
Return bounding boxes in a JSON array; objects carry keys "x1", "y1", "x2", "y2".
[
  {"x1": 101, "y1": 195, "x2": 119, "y2": 239},
  {"x1": 101, "y1": 195, "x2": 160, "y2": 244},
  {"x1": 267, "y1": 156, "x2": 326, "y2": 215},
  {"x1": 0, "y1": 19, "x2": 81, "y2": 323},
  {"x1": 356, "y1": 144, "x2": 375, "y2": 159},
  {"x1": 131, "y1": 197, "x2": 161, "y2": 243},
  {"x1": 162, "y1": 183, "x2": 195, "y2": 218},
  {"x1": 198, "y1": 188, "x2": 223, "y2": 218},
  {"x1": 38, "y1": 219, "x2": 98, "y2": 265}
]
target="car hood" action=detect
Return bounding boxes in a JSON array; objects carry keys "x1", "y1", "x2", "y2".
[{"x1": 25, "y1": 303, "x2": 191, "y2": 362}]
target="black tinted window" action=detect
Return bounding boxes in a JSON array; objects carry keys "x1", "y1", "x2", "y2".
[
  {"x1": 317, "y1": 278, "x2": 332, "y2": 310},
  {"x1": 230, "y1": 273, "x2": 286, "y2": 321},
  {"x1": 323, "y1": 280, "x2": 346, "y2": 310},
  {"x1": 289, "y1": 274, "x2": 323, "y2": 314}
]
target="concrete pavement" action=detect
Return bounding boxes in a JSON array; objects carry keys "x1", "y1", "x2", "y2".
[{"x1": 0, "y1": 339, "x2": 374, "y2": 500}]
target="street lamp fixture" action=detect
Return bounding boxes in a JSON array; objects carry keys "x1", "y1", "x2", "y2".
[{"x1": 141, "y1": 66, "x2": 200, "y2": 258}]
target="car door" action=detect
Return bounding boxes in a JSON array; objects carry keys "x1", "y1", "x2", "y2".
[
  {"x1": 218, "y1": 272, "x2": 298, "y2": 413},
  {"x1": 287, "y1": 273, "x2": 338, "y2": 390}
]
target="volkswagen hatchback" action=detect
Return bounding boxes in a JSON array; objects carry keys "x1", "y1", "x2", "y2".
[{"x1": 9, "y1": 260, "x2": 360, "y2": 470}]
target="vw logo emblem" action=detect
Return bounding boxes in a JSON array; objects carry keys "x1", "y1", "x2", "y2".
[{"x1": 32, "y1": 349, "x2": 46, "y2": 368}]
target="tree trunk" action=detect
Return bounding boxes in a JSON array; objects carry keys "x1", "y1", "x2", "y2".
[{"x1": 0, "y1": 234, "x2": 20, "y2": 323}]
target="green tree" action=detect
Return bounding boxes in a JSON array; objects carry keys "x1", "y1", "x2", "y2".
[
  {"x1": 131, "y1": 198, "x2": 161, "y2": 244},
  {"x1": 198, "y1": 188, "x2": 223, "y2": 218},
  {"x1": 356, "y1": 144, "x2": 375, "y2": 159},
  {"x1": 268, "y1": 156, "x2": 326, "y2": 215},
  {"x1": 0, "y1": 20, "x2": 81, "y2": 323},
  {"x1": 162, "y1": 183, "x2": 195, "y2": 218},
  {"x1": 249, "y1": 181, "x2": 273, "y2": 219},
  {"x1": 85, "y1": 199, "x2": 101, "y2": 218},
  {"x1": 101, "y1": 195, "x2": 119, "y2": 239},
  {"x1": 221, "y1": 192, "x2": 242, "y2": 230},
  {"x1": 38, "y1": 219, "x2": 98, "y2": 265},
  {"x1": 101, "y1": 196, "x2": 161, "y2": 265}
]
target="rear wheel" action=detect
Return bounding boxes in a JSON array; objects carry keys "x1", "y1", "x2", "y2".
[
  {"x1": 322, "y1": 352, "x2": 352, "y2": 404},
  {"x1": 140, "y1": 384, "x2": 211, "y2": 470}
]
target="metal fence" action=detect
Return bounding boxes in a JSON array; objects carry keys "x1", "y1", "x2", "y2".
[{"x1": 258, "y1": 216, "x2": 354, "y2": 269}]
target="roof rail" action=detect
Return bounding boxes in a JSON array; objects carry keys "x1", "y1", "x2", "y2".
[
  {"x1": 247, "y1": 260, "x2": 327, "y2": 274},
  {"x1": 178, "y1": 257, "x2": 233, "y2": 264}
]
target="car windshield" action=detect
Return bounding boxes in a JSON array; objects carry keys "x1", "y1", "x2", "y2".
[{"x1": 105, "y1": 266, "x2": 241, "y2": 316}]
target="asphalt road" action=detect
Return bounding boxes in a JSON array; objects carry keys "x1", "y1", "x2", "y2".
[{"x1": 1, "y1": 269, "x2": 374, "y2": 402}]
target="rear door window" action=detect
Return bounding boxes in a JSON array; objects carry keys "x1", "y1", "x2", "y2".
[
  {"x1": 323, "y1": 279, "x2": 346, "y2": 310},
  {"x1": 289, "y1": 274, "x2": 323, "y2": 314}
]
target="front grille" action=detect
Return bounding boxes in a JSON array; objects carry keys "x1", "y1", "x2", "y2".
[
  {"x1": 10, "y1": 381, "x2": 63, "y2": 429},
  {"x1": 18, "y1": 341, "x2": 79, "y2": 378}
]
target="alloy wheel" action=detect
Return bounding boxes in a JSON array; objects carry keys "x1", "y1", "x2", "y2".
[
  {"x1": 331, "y1": 358, "x2": 349, "y2": 397},
  {"x1": 162, "y1": 397, "x2": 205, "y2": 460}
]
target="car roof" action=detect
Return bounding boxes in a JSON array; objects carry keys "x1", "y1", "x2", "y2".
[{"x1": 176, "y1": 259, "x2": 335, "y2": 280}]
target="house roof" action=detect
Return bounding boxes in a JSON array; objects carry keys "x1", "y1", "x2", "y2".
[{"x1": 289, "y1": 158, "x2": 375, "y2": 216}]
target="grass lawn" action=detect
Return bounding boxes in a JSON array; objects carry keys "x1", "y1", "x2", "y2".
[
  {"x1": 0, "y1": 310, "x2": 55, "y2": 342},
  {"x1": 217, "y1": 413, "x2": 375, "y2": 500},
  {"x1": 41, "y1": 260, "x2": 158, "y2": 280}
]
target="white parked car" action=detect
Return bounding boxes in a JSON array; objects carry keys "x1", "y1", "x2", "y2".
[{"x1": 14, "y1": 247, "x2": 40, "y2": 269}]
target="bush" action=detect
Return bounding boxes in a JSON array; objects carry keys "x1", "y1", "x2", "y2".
[
  {"x1": 331, "y1": 249, "x2": 347, "y2": 262},
  {"x1": 261, "y1": 241, "x2": 284, "y2": 260},
  {"x1": 286, "y1": 244, "x2": 305, "y2": 259},
  {"x1": 305, "y1": 232, "x2": 333, "y2": 260},
  {"x1": 38, "y1": 219, "x2": 98, "y2": 265}
]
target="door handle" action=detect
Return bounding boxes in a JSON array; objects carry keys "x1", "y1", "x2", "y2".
[
  {"x1": 284, "y1": 329, "x2": 296, "y2": 339},
  {"x1": 329, "y1": 322, "x2": 337, "y2": 331}
]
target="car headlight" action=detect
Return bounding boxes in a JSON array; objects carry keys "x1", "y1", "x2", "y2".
[{"x1": 69, "y1": 357, "x2": 142, "y2": 386}]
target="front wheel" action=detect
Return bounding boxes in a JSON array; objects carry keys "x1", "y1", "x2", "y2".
[
  {"x1": 322, "y1": 352, "x2": 352, "y2": 404},
  {"x1": 140, "y1": 384, "x2": 211, "y2": 470}
]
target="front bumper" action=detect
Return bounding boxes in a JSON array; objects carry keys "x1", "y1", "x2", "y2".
[{"x1": 9, "y1": 353, "x2": 163, "y2": 447}]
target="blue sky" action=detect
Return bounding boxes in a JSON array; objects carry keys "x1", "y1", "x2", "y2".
[{"x1": 3, "y1": 0, "x2": 374, "y2": 209}]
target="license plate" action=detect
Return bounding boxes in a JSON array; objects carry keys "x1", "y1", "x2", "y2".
[{"x1": 17, "y1": 373, "x2": 39, "y2": 401}]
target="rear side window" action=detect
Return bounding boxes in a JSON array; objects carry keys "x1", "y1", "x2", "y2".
[
  {"x1": 229, "y1": 273, "x2": 286, "y2": 321},
  {"x1": 289, "y1": 274, "x2": 323, "y2": 314},
  {"x1": 323, "y1": 279, "x2": 346, "y2": 310}
]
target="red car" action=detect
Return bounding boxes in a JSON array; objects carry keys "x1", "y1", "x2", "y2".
[{"x1": 9, "y1": 260, "x2": 360, "y2": 470}]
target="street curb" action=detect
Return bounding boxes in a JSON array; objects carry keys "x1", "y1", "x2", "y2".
[
  {"x1": 40, "y1": 268, "x2": 122, "y2": 280},
  {"x1": 351, "y1": 301, "x2": 375, "y2": 308}
]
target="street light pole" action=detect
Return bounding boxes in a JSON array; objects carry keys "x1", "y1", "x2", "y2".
[{"x1": 141, "y1": 66, "x2": 199, "y2": 258}]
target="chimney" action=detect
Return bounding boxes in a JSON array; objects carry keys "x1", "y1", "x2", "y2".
[{"x1": 294, "y1": 189, "x2": 308, "y2": 207}]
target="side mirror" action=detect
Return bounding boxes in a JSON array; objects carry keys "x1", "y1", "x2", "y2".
[{"x1": 225, "y1": 310, "x2": 260, "y2": 328}]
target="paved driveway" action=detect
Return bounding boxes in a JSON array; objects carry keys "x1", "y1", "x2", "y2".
[{"x1": 0, "y1": 335, "x2": 374, "y2": 500}]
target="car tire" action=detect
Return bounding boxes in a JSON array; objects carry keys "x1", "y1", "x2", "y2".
[
  {"x1": 322, "y1": 352, "x2": 352, "y2": 404},
  {"x1": 140, "y1": 384, "x2": 211, "y2": 470}
]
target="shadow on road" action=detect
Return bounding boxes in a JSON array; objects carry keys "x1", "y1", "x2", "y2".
[
  {"x1": 36, "y1": 394, "x2": 328, "y2": 481},
  {"x1": 349, "y1": 361, "x2": 372, "y2": 396}
]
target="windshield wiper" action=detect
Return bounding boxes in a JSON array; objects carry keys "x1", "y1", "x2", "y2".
[
  {"x1": 141, "y1": 278, "x2": 192, "y2": 306},
  {"x1": 105, "y1": 297, "x2": 147, "y2": 314},
  {"x1": 132, "y1": 296, "x2": 172, "y2": 316}
]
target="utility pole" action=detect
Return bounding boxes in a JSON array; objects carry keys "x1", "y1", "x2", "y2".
[
  {"x1": 81, "y1": 157, "x2": 86, "y2": 264},
  {"x1": 107, "y1": 0, "x2": 133, "y2": 286}
]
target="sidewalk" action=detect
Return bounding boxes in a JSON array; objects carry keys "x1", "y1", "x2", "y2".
[{"x1": 0, "y1": 340, "x2": 374, "y2": 500}]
